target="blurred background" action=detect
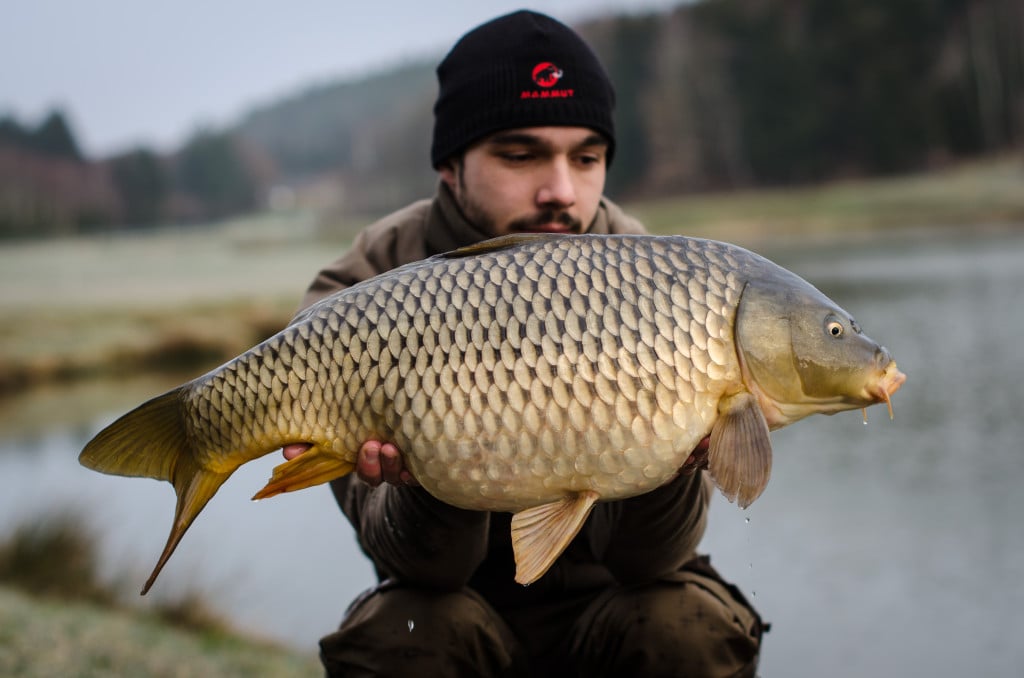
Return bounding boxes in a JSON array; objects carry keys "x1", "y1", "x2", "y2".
[{"x1": 2, "y1": 0, "x2": 1023, "y2": 676}]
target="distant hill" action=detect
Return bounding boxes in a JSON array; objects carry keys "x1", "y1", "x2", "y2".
[
  {"x1": 4, "y1": 0, "x2": 1021, "y2": 237},
  {"x1": 233, "y1": 61, "x2": 438, "y2": 215}
]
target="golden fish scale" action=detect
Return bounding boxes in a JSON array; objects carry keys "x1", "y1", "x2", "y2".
[{"x1": 184, "y1": 236, "x2": 747, "y2": 510}]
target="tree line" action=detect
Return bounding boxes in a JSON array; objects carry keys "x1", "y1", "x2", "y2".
[
  {"x1": 0, "y1": 113, "x2": 263, "y2": 239},
  {"x1": 2, "y1": 0, "x2": 1021, "y2": 238}
]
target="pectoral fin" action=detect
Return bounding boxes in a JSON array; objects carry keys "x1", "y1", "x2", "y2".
[
  {"x1": 708, "y1": 392, "x2": 772, "y2": 509},
  {"x1": 253, "y1": 447, "x2": 355, "y2": 500},
  {"x1": 511, "y1": 491, "x2": 600, "y2": 585}
]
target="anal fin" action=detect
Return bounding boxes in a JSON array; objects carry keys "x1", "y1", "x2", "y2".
[
  {"x1": 511, "y1": 490, "x2": 600, "y2": 585},
  {"x1": 253, "y1": 447, "x2": 355, "y2": 500},
  {"x1": 708, "y1": 392, "x2": 772, "y2": 509}
]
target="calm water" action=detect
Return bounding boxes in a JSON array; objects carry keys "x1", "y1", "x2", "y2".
[{"x1": 2, "y1": 231, "x2": 1022, "y2": 676}]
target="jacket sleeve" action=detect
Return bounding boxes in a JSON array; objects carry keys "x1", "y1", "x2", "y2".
[
  {"x1": 305, "y1": 206, "x2": 490, "y2": 590},
  {"x1": 595, "y1": 471, "x2": 712, "y2": 584},
  {"x1": 332, "y1": 477, "x2": 490, "y2": 590}
]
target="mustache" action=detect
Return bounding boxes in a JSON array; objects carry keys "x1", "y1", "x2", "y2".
[{"x1": 509, "y1": 211, "x2": 583, "y2": 233}]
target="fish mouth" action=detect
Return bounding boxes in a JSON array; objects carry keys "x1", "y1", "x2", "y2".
[{"x1": 868, "y1": 360, "x2": 907, "y2": 420}]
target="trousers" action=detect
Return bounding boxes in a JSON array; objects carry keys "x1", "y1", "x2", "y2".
[{"x1": 319, "y1": 556, "x2": 764, "y2": 678}]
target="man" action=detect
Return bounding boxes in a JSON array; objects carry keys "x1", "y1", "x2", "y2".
[{"x1": 285, "y1": 10, "x2": 763, "y2": 677}]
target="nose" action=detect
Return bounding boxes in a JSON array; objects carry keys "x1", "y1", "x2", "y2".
[{"x1": 536, "y1": 158, "x2": 576, "y2": 208}]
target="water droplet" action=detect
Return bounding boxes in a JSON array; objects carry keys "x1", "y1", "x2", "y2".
[
  {"x1": 744, "y1": 516, "x2": 751, "y2": 524},
  {"x1": 407, "y1": 619, "x2": 415, "y2": 632}
]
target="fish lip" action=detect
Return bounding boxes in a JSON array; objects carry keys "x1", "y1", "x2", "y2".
[
  {"x1": 866, "y1": 360, "x2": 906, "y2": 419},
  {"x1": 877, "y1": 360, "x2": 907, "y2": 399}
]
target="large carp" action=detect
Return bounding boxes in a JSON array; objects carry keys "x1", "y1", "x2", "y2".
[{"x1": 80, "y1": 234, "x2": 905, "y2": 593}]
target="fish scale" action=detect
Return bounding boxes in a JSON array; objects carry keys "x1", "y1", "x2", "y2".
[{"x1": 80, "y1": 233, "x2": 906, "y2": 592}]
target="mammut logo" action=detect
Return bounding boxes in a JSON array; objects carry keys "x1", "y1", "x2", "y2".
[
  {"x1": 521, "y1": 61, "x2": 574, "y2": 100},
  {"x1": 532, "y1": 62, "x2": 563, "y2": 87}
]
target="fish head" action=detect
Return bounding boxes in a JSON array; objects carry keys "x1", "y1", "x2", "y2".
[{"x1": 734, "y1": 274, "x2": 906, "y2": 428}]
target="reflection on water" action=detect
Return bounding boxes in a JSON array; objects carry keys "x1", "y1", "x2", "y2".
[{"x1": 2, "y1": 231, "x2": 1023, "y2": 675}]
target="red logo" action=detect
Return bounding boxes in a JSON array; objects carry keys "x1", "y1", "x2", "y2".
[
  {"x1": 522, "y1": 62, "x2": 574, "y2": 100},
  {"x1": 532, "y1": 62, "x2": 564, "y2": 88}
]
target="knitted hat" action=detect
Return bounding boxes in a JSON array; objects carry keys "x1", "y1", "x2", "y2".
[{"x1": 431, "y1": 10, "x2": 616, "y2": 168}]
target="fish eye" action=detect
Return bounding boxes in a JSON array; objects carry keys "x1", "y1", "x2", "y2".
[{"x1": 826, "y1": 320, "x2": 844, "y2": 337}]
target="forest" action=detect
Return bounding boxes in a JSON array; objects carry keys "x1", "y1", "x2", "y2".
[{"x1": 1, "y1": 0, "x2": 1021, "y2": 238}]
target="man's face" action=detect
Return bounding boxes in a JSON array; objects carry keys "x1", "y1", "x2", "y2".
[{"x1": 439, "y1": 126, "x2": 608, "y2": 237}]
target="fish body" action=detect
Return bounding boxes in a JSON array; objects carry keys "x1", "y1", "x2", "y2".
[{"x1": 80, "y1": 234, "x2": 905, "y2": 592}]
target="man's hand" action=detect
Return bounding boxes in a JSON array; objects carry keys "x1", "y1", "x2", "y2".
[
  {"x1": 280, "y1": 441, "x2": 419, "y2": 487},
  {"x1": 680, "y1": 436, "x2": 711, "y2": 475}
]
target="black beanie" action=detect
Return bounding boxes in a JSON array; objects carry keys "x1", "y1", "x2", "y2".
[{"x1": 431, "y1": 10, "x2": 616, "y2": 168}]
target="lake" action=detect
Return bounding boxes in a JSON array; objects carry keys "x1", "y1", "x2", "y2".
[{"x1": 2, "y1": 229, "x2": 1022, "y2": 677}]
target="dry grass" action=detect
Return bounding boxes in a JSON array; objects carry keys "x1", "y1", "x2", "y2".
[
  {"x1": 0, "y1": 511, "x2": 226, "y2": 634},
  {"x1": 0, "y1": 513, "x2": 321, "y2": 677},
  {"x1": 0, "y1": 213, "x2": 321, "y2": 395},
  {"x1": 0, "y1": 299, "x2": 294, "y2": 394},
  {"x1": 0, "y1": 511, "x2": 113, "y2": 605},
  {"x1": 0, "y1": 586, "x2": 322, "y2": 677},
  {"x1": 627, "y1": 153, "x2": 1024, "y2": 248}
]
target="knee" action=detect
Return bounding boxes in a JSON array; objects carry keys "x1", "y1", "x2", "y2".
[
  {"x1": 320, "y1": 584, "x2": 524, "y2": 677},
  {"x1": 577, "y1": 571, "x2": 763, "y2": 678}
]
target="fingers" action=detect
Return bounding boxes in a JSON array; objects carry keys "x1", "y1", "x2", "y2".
[
  {"x1": 379, "y1": 443, "x2": 404, "y2": 485},
  {"x1": 282, "y1": 443, "x2": 312, "y2": 460},
  {"x1": 680, "y1": 436, "x2": 711, "y2": 476},
  {"x1": 357, "y1": 441, "x2": 419, "y2": 487},
  {"x1": 357, "y1": 441, "x2": 383, "y2": 486},
  {"x1": 280, "y1": 440, "x2": 418, "y2": 488}
]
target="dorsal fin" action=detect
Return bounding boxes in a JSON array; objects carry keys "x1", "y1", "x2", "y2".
[{"x1": 443, "y1": 233, "x2": 561, "y2": 259}]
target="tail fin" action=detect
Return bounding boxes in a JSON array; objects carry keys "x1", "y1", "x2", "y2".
[{"x1": 79, "y1": 388, "x2": 231, "y2": 594}]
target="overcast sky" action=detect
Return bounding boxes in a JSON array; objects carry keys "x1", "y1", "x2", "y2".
[{"x1": 2, "y1": 1, "x2": 682, "y2": 157}]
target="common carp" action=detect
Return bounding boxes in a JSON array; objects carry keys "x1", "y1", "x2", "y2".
[{"x1": 80, "y1": 234, "x2": 906, "y2": 593}]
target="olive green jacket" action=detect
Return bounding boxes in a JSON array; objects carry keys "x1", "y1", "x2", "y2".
[{"x1": 300, "y1": 183, "x2": 711, "y2": 605}]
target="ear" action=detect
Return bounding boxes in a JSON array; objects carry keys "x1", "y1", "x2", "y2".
[{"x1": 437, "y1": 158, "x2": 459, "y2": 192}]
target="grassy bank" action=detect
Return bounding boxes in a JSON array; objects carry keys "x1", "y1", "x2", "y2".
[
  {"x1": 0, "y1": 213, "x2": 328, "y2": 396},
  {"x1": 628, "y1": 153, "x2": 1024, "y2": 245},
  {"x1": 1, "y1": 154, "x2": 1022, "y2": 397},
  {"x1": 0, "y1": 511, "x2": 321, "y2": 677},
  {"x1": 0, "y1": 586, "x2": 321, "y2": 677}
]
